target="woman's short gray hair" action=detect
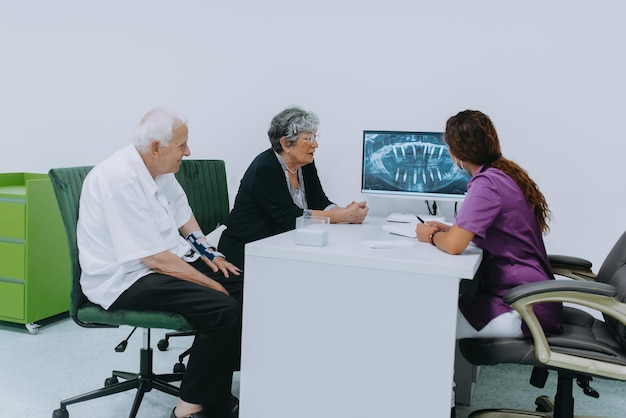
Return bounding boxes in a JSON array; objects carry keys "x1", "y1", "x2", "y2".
[
  {"x1": 268, "y1": 106, "x2": 319, "y2": 153},
  {"x1": 134, "y1": 107, "x2": 188, "y2": 152}
]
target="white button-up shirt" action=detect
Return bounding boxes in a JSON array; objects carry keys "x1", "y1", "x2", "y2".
[{"x1": 77, "y1": 145, "x2": 193, "y2": 309}]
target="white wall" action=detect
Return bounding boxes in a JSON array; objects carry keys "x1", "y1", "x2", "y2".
[{"x1": 1, "y1": 1, "x2": 625, "y2": 269}]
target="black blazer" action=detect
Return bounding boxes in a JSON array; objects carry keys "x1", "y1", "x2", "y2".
[{"x1": 219, "y1": 149, "x2": 333, "y2": 266}]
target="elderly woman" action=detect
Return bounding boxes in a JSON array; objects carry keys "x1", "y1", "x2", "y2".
[{"x1": 218, "y1": 106, "x2": 368, "y2": 268}]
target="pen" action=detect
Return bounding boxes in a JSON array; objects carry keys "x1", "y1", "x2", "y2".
[{"x1": 416, "y1": 215, "x2": 425, "y2": 223}]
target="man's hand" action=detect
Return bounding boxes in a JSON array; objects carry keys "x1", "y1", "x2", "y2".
[
  {"x1": 202, "y1": 256, "x2": 242, "y2": 278},
  {"x1": 142, "y1": 250, "x2": 231, "y2": 294}
]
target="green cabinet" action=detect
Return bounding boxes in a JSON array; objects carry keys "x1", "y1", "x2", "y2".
[{"x1": 0, "y1": 173, "x2": 71, "y2": 331}]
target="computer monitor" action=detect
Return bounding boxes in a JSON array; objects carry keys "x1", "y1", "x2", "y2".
[{"x1": 361, "y1": 130, "x2": 470, "y2": 201}]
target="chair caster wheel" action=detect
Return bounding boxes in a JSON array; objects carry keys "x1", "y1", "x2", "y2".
[
  {"x1": 173, "y1": 362, "x2": 186, "y2": 373},
  {"x1": 52, "y1": 408, "x2": 69, "y2": 418},
  {"x1": 157, "y1": 338, "x2": 169, "y2": 351},
  {"x1": 104, "y1": 376, "x2": 119, "y2": 387},
  {"x1": 535, "y1": 395, "x2": 554, "y2": 412},
  {"x1": 26, "y1": 323, "x2": 41, "y2": 334}
]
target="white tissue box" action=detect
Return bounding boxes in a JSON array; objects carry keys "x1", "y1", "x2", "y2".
[{"x1": 295, "y1": 216, "x2": 329, "y2": 247}]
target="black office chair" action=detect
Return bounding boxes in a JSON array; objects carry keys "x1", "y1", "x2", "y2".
[
  {"x1": 49, "y1": 166, "x2": 195, "y2": 418},
  {"x1": 459, "y1": 231, "x2": 626, "y2": 417},
  {"x1": 155, "y1": 159, "x2": 231, "y2": 372}
]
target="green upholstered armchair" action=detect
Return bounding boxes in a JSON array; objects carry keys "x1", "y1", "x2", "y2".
[
  {"x1": 459, "y1": 231, "x2": 626, "y2": 417},
  {"x1": 49, "y1": 159, "x2": 229, "y2": 418}
]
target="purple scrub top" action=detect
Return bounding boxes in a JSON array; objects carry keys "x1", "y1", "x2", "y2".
[{"x1": 455, "y1": 165, "x2": 562, "y2": 336}]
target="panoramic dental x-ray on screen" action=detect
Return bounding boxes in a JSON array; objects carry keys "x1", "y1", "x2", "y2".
[{"x1": 361, "y1": 130, "x2": 470, "y2": 201}]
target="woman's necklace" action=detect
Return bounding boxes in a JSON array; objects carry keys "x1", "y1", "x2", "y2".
[{"x1": 286, "y1": 165, "x2": 297, "y2": 175}]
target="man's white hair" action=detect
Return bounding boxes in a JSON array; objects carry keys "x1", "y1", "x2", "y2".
[{"x1": 134, "y1": 107, "x2": 188, "y2": 152}]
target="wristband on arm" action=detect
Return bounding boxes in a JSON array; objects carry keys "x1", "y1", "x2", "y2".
[
  {"x1": 186, "y1": 230, "x2": 225, "y2": 261},
  {"x1": 429, "y1": 230, "x2": 440, "y2": 247}
]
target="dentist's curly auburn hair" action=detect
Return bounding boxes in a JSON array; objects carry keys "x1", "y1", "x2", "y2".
[{"x1": 445, "y1": 110, "x2": 551, "y2": 234}]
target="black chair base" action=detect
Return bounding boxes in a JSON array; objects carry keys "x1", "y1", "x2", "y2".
[
  {"x1": 52, "y1": 347, "x2": 183, "y2": 418},
  {"x1": 158, "y1": 330, "x2": 196, "y2": 373},
  {"x1": 467, "y1": 370, "x2": 596, "y2": 418}
]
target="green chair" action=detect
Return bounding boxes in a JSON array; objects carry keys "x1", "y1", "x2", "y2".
[
  {"x1": 175, "y1": 159, "x2": 230, "y2": 235},
  {"x1": 49, "y1": 159, "x2": 229, "y2": 418}
]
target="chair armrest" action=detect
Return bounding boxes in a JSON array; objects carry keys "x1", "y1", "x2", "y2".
[
  {"x1": 504, "y1": 280, "x2": 616, "y2": 303},
  {"x1": 548, "y1": 254, "x2": 596, "y2": 281},
  {"x1": 501, "y1": 280, "x2": 626, "y2": 379},
  {"x1": 504, "y1": 280, "x2": 626, "y2": 328},
  {"x1": 548, "y1": 254, "x2": 593, "y2": 270}
]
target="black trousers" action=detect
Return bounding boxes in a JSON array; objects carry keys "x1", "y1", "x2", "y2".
[{"x1": 110, "y1": 259, "x2": 243, "y2": 408}]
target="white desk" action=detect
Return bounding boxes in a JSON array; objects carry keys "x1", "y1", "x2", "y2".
[{"x1": 239, "y1": 217, "x2": 482, "y2": 418}]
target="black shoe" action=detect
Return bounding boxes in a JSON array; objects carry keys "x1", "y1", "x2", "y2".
[
  {"x1": 170, "y1": 408, "x2": 210, "y2": 418},
  {"x1": 230, "y1": 395, "x2": 239, "y2": 417},
  {"x1": 451, "y1": 406, "x2": 456, "y2": 418}
]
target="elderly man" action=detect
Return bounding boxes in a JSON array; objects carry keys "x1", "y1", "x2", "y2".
[{"x1": 77, "y1": 108, "x2": 242, "y2": 418}]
